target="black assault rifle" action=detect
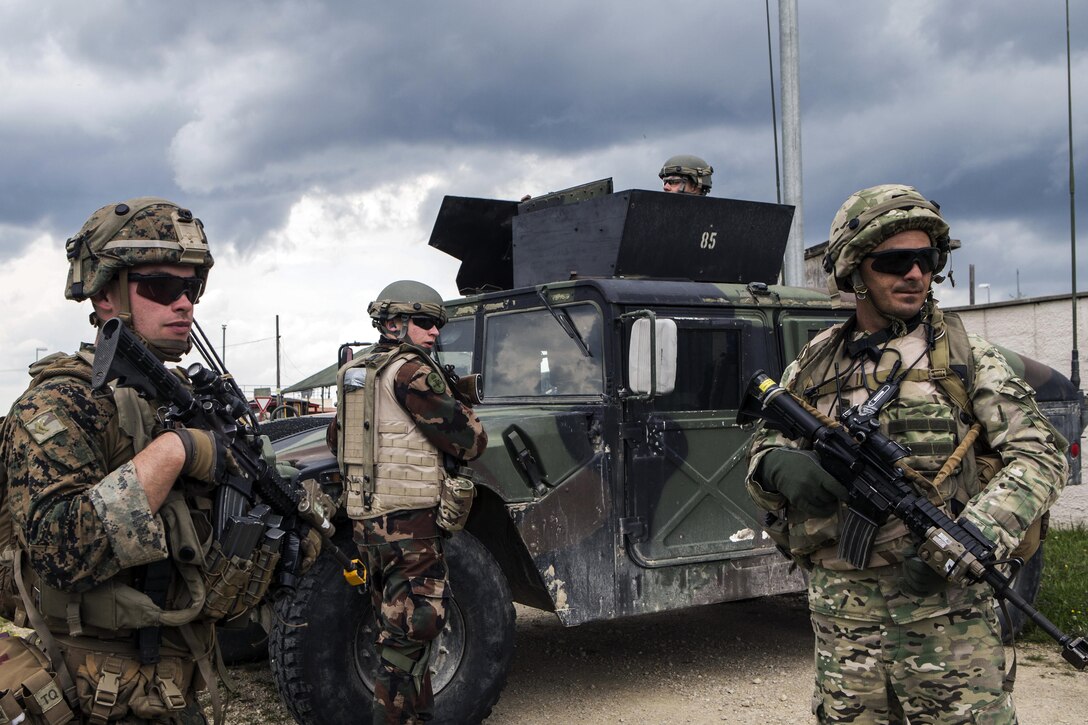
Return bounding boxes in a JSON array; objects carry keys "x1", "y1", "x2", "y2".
[
  {"x1": 91, "y1": 317, "x2": 364, "y2": 593},
  {"x1": 739, "y1": 370, "x2": 1088, "y2": 670}
]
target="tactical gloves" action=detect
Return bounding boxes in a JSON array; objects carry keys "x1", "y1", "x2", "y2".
[
  {"x1": 171, "y1": 427, "x2": 231, "y2": 484},
  {"x1": 900, "y1": 555, "x2": 950, "y2": 597},
  {"x1": 757, "y1": 448, "x2": 848, "y2": 517}
]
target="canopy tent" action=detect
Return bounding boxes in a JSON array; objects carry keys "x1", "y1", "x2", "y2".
[{"x1": 282, "y1": 361, "x2": 339, "y2": 394}]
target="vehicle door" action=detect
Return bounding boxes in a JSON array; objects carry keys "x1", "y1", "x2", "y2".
[{"x1": 623, "y1": 310, "x2": 774, "y2": 567}]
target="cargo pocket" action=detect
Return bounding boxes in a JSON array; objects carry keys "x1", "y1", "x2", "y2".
[{"x1": 406, "y1": 577, "x2": 448, "y2": 642}]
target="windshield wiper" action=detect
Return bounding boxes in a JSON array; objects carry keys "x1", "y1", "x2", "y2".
[{"x1": 537, "y1": 287, "x2": 592, "y2": 358}]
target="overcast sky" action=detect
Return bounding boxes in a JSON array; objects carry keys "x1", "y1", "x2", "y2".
[{"x1": 3, "y1": 0, "x2": 1088, "y2": 408}]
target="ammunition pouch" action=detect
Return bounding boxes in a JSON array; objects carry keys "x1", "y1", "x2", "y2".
[
  {"x1": 61, "y1": 641, "x2": 194, "y2": 723},
  {"x1": 437, "y1": 471, "x2": 476, "y2": 534},
  {"x1": 0, "y1": 633, "x2": 75, "y2": 725},
  {"x1": 200, "y1": 540, "x2": 279, "y2": 621}
]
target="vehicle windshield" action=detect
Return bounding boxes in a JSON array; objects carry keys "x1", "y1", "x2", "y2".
[{"x1": 483, "y1": 303, "x2": 604, "y2": 398}]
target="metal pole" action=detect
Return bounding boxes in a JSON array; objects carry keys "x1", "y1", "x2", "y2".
[
  {"x1": 221, "y1": 324, "x2": 227, "y2": 365},
  {"x1": 969, "y1": 264, "x2": 976, "y2": 305},
  {"x1": 1066, "y1": 0, "x2": 1080, "y2": 388},
  {"x1": 779, "y1": 0, "x2": 804, "y2": 286},
  {"x1": 275, "y1": 315, "x2": 282, "y2": 404}
]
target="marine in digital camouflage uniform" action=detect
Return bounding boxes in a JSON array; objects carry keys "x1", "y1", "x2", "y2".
[
  {"x1": 0, "y1": 199, "x2": 244, "y2": 724},
  {"x1": 336, "y1": 280, "x2": 487, "y2": 725},
  {"x1": 745, "y1": 185, "x2": 1068, "y2": 724}
]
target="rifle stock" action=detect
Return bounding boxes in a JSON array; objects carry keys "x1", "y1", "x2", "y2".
[{"x1": 742, "y1": 370, "x2": 1088, "y2": 670}]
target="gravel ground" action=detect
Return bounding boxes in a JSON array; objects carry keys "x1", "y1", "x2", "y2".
[{"x1": 1050, "y1": 478, "x2": 1088, "y2": 528}]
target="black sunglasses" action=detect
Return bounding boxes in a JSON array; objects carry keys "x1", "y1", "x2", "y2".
[
  {"x1": 128, "y1": 272, "x2": 205, "y2": 305},
  {"x1": 866, "y1": 248, "x2": 940, "y2": 276},
  {"x1": 410, "y1": 315, "x2": 444, "y2": 331}
]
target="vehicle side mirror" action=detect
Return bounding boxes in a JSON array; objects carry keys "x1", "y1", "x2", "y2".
[
  {"x1": 338, "y1": 341, "x2": 368, "y2": 370},
  {"x1": 628, "y1": 317, "x2": 677, "y2": 397}
]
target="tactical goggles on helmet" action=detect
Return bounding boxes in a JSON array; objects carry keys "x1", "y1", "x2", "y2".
[
  {"x1": 865, "y1": 247, "x2": 941, "y2": 276},
  {"x1": 410, "y1": 315, "x2": 444, "y2": 331},
  {"x1": 128, "y1": 272, "x2": 205, "y2": 305}
]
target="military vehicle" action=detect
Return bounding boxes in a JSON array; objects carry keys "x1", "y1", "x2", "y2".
[{"x1": 261, "y1": 180, "x2": 1086, "y2": 724}]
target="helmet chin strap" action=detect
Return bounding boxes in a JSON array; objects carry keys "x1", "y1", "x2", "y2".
[
  {"x1": 378, "y1": 315, "x2": 411, "y2": 343},
  {"x1": 850, "y1": 271, "x2": 869, "y2": 301},
  {"x1": 858, "y1": 279, "x2": 933, "y2": 336},
  {"x1": 116, "y1": 269, "x2": 133, "y2": 326}
]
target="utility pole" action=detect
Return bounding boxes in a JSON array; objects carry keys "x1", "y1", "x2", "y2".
[
  {"x1": 969, "y1": 264, "x2": 976, "y2": 305},
  {"x1": 779, "y1": 0, "x2": 804, "y2": 285},
  {"x1": 275, "y1": 315, "x2": 282, "y2": 405}
]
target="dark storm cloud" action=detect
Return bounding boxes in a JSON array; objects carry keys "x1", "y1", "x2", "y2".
[{"x1": 1, "y1": 0, "x2": 1087, "y2": 305}]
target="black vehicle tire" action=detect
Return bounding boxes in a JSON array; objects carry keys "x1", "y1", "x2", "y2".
[
  {"x1": 997, "y1": 542, "x2": 1045, "y2": 642},
  {"x1": 269, "y1": 530, "x2": 516, "y2": 725}
]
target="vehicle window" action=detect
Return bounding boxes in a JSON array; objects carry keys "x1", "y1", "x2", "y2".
[
  {"x1": 779, "y1": 314, "x2": 848, "y2": 366},
  {"x1": 484, "y1": 304, "x2": 604, "y2": 398},
  {"x1": 436, "y1": 317, "x2": 475, "y2": 377},
  {"x1": 656, "y1": 325, "x2": 742, "y2": 411}
]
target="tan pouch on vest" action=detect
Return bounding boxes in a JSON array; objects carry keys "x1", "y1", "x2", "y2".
[
  {"x1": 0, "y1": 633, "x2": 75, "y2": 725},
  {"x1": 63, "y1": 644, "x2": 193, "y2": 722}
]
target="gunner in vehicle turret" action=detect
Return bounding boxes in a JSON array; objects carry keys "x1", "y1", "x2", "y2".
[{"x1": 659, "y1": 154, "x2": 713, "y2": 195}]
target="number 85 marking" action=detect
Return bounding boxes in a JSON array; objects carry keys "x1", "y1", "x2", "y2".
[{"x1": 700, "y1": 231, "x2": 718, "y2": 250}]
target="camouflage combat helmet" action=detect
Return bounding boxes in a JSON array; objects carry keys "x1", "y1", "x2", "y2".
[
  {"x1": 823, "y1": 184, "x2": 950, "y2": 294},
  {"x1": 659, "y1": 154, "x2": 713, "y2": 193},
  {"x1": 368, "y1": 280, "x2": 448, "y2": 329},
  {"x1": 65, "y1": 197, "x2": 214, "y2": 302}
]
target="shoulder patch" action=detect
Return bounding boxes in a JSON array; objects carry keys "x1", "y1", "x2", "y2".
[
  {"x1": 426, "y1": 371, "x2": 447, "y2": 394},
  {"x1": 25, "y1": 410, "x2": 67, "y2": 444}
]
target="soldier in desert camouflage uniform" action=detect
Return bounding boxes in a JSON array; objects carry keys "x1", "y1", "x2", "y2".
[
  {"x1": 0, "y1": 198, "x2": 251, "y2": 723},
  {"x1": 335, "y1": 280, "x2": 487, "y2": 724},
  {"x1": 745, "y1": 184, "x2": 1068, "y2": 724}
]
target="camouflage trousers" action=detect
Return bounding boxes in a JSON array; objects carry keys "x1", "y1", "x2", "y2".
[
  {"x1": 355, "y1": 509, "x2": 449, "y2": 725},
  {"x1": 810, "y1": 607, "x2": 1015, "y2": 724}
]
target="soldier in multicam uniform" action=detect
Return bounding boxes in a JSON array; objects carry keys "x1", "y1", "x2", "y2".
[
  {"x1": 745, "y1": 184, "x2": 1069, "y2": 724},
  {"x1": 0, "y1": 198, "x2": 263, "y2": 723},
  {"x1": 335, "y1": 280, "x2": 487, "y2": 725},
  {"x1": 659, "y1": 154, "x2": 713, "y2": 195}
]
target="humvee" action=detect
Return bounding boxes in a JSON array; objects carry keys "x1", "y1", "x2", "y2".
[{"x1": 261, "y1": 180, "x2": 1085, "y2": 724}]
